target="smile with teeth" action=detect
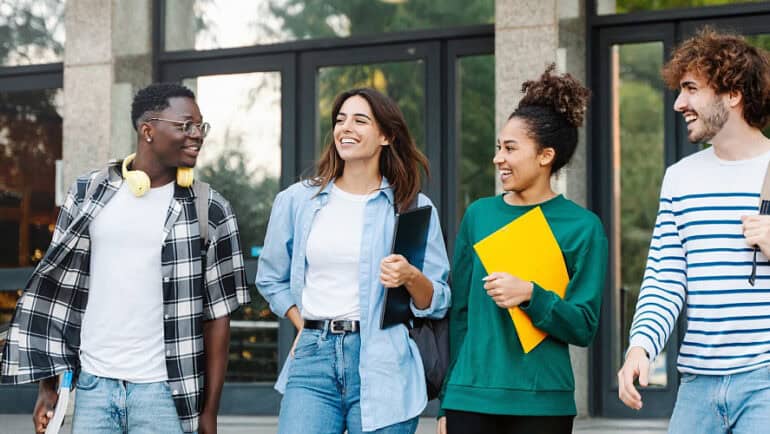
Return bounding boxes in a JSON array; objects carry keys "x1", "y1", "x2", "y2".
[
  {"x1": 339, "y1": 137, "x2": 359, "y2": 145},
  {"x1": 684, "y1": 113, "x2": 698, "y2": 124},
  {"x1": 499, "y1": 169, "x2": 512, "y2": 180}
]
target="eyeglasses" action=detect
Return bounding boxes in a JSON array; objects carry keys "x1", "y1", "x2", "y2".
[{"x1": 148, "y1": 117, "x2": 211, "y2": 138}]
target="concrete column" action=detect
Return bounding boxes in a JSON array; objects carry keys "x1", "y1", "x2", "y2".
[
  {"x1": 495, "y1": 0, "x2": 590, "y2": 417},
  {"x1": 61, "y1": 0, "x2": 153, "y2": 190}
]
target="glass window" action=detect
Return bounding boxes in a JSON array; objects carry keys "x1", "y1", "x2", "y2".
[
  {"x1": 164, "y1": 0, "x2": 493, "y2": 51},
  {"x1": 597, "y1": 0, "x2": 765, "y2": 15},
  {"x1": 0, "y1": 0, "x2": 65, "y2": 66},
  {"x1": 182, "y1": 72, "x2": 282, "y2": 382},
  {"x1": 316, "y1": 61, "x2": 425, "y2": 155},
  {"x1": 611, "y1": 42, "x2": 668, "y2": 387},
  {"x1": 457, "y1": 54, "x2": 495, "y2": 222},
  {"x1": 0, "y1": 87, "x2": 63, "y2": 339},
  {"x1": 746, "y1": 34, "x2": 770, "y2": 139}
]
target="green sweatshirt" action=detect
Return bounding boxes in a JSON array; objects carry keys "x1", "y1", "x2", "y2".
[{"x1": 440, "y1": 194, "x2": 608, "y2": 416}]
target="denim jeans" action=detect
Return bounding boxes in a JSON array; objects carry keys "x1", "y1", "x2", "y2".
[
  {"x1": 669, "y1": 365, "x2": 770, "y2": 434},
  {"x1": 71, "y1": 370, "x2": 185, "y2": 434},
  {"x1": 278, "y1": 328, "x2": 419, "y2": 434}
]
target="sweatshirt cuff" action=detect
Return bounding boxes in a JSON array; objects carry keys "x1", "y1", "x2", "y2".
[{"x1": 519, "y1": 282, "x2": 556, "y2": 325}]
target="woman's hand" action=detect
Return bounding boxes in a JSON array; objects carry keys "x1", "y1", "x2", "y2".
[
  {"x1": 482, "y1": 272, "x2": 534, "y2": 309},
  {"x1": 437, "y1": 416, "x2": 447, "y2": 434},
  {"x1": 380, "y1": 254, "x2": 417, "y2": 288}
]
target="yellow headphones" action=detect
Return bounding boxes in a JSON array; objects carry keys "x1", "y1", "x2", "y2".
[{"x1": 122, "y1": 153, "x2": 194, "y2": 197}]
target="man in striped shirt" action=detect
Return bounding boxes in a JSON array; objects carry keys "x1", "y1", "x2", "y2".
[{"x1": 618, "y1": 28, "x2": 770, "y2": 433}]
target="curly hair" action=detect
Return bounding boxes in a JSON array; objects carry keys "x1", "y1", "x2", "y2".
[
  {"x1": 130, "y1": 83, "x2": 196, "y2": 131},
  {"x1": 662, "y1": 27, "x2": 770, "y2": 129},
  {"x1": 509, "y1": 64, "x2": 591, "y2": 174}
]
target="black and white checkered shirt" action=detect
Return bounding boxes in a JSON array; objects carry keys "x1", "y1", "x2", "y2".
[{"x1": 1, "y1": 162, "x2": 250, "y2": 432}]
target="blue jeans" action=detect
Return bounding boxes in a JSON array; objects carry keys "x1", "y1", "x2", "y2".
[
  {"x1": 71, "y1": 371, "x2": 185, "y2": 434},
  {"x1": 669, "y1": 365, "x2": 770, "y2": 434},
  {"x1": 278, "y1": 329, "x2": 419, "y2": 434}
]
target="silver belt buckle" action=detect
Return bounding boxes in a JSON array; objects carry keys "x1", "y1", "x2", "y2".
[{"x1": 330, "y1": 320, "x2": 346, "y2": 334}]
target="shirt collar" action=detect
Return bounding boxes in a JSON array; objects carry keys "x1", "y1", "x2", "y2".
[{"x1": 315, "y1": 177, "x2": 394, "y2": 205}]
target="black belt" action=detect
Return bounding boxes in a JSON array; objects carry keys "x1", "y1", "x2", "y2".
[{"x1": 304, "y1": 319, "x2": 360, "y2": 334}]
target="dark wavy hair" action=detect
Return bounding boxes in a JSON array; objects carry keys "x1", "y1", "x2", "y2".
[
  {"x1": 131, "y1": 83, "x2": 196, "y2": 131},
  {"x1": 508, "y1": 64, "x2": 591, "y2": 174},
  {"x1": 662, "y1": 26, "x2": 770, "y2": 129},
  {"x1": 308, "y1": 88, "x2": 429, "y2": 212}
]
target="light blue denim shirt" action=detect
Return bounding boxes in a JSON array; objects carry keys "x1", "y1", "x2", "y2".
[{"x1": 256, "y1": 178, "x2": 451, "y2": 431}]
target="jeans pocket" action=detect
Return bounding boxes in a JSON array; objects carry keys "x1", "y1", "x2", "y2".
[
  {"x1": 76, "y1": 371, "x2": 100, "y2": 391},
  {"x1": 293, "y1": 330, "x2": 319, "y2": 359},
  {"x1": 679, "y1": 373, "x2": 697, "y2": 384}
]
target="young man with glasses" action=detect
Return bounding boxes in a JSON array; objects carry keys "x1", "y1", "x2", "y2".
[{"x1": 1, "y1": 82, "x2": 250, "y2": 434}]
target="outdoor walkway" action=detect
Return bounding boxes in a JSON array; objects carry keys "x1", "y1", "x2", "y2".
[{"x1": 0, "y1": 414, "x2": 668, "y2": 434}]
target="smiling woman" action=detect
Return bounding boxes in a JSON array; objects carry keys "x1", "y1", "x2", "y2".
[
  {"x1": 441, "y1": 66, "x2": 607, "y2": 434},
  {"x1": 256, "y1": 87, "x2": 451, "y2": 434}
]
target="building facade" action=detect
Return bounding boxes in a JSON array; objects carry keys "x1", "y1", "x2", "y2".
[{"x1": 1, "y1": 0, "x2": 770, "y2": 420}]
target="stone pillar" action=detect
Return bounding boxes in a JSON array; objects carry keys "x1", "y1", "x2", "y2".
[
  {"x1": 61, "y1": 0, "x2": 153, "y2": 190},
  {"x1": 495, "y1": 0, "x2": 590, "y2": 417}
]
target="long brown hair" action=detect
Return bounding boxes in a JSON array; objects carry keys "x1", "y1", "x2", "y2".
[{"x1": 308, "y1": 88, "x2": 429, "y2": 212}]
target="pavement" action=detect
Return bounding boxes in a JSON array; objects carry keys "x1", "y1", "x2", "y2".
[{"x1": 0, "y1": 414, "x2": 668, "y2": 434}]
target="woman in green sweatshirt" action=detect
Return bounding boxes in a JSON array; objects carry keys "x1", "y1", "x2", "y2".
[{"x1": 438, "y1": 65, "x2": 608, "y2": 434}]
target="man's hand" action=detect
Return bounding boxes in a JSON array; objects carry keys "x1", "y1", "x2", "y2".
[
  {"x1": 33, "y1": 377, "x2": 58, "y2": 434},
  {"x1": 482, "y1": 272, "x2": 533, "y2": 309},
  {"x1": 437, "y1": 416, "x2": 447, "y2": 434},
  {"x1": 198, "y1": 409, "x2": 217, "y2": 434},
  {"x1": 742, "y1": 215, "x2": 770, "y2": 257},
  {"x1": 617, "y1": 346, "x2": 650, "y2": 410}
]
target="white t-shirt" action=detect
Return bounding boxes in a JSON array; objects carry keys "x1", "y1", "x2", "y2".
[
  {"x1": 302, "y1": 184, "x2": 372, "y2": 320},
  {"x1": 80, "y1": 181, "x2": 174, "y2": 382}
]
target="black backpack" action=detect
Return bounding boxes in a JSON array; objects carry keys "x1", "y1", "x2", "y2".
[
  {"x1": 409, "y1": 315, "x2": 449, "y2": 401},
  {"x1": 395, "y1": 197, "x2": 450, "y2": 401}
]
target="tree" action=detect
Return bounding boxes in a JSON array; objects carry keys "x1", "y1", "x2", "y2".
[{"x1": 0, "y1": 1, "x2": 64, "y2": 267}]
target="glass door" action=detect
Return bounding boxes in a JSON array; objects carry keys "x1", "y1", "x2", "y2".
[
  {"x1": 593, "y1": 15, "x2": 770, "y2": 418},
  {"x1": 161, "y1": 53, "x2": 296, "y2": 413},
  {"x1": 592, "y1": 23, "x2": 681, "y2": 418}
]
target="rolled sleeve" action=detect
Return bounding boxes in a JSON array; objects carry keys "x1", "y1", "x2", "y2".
[
  {"x1": 409, "y1": 196, "x2": 451, "y2": 319},
  {"x1": 255, "y1": 190, "x2": 297, "y2": 318}
]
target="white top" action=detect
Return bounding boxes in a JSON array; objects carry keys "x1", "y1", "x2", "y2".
[
  {"x1": 80, "y1": 181, "x2": 174, "y2": 382},
  {"x1": 629, "y1": 147, "x2": 770, "y2": 375},
  {"x1": 302, "y1": 184, "x2": 372, "y2": 320}
]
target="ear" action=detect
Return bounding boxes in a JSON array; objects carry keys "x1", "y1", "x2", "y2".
[
  {"x1": 539, "y1": 147, "x2": 556, "y2": 166},
  {"x1": 727, "y1": 90, "x2": 743, "y2": 109},
  {"x1": 139, "y1": 122, "x2": 154, "y2": 143},
  {"x1": 381, "y1": 135, "x2": 393, "y2": 147}
]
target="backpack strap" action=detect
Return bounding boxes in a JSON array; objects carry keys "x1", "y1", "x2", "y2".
[{"x1": 193, "y1": 180, "x2": 210, "y2": 247}]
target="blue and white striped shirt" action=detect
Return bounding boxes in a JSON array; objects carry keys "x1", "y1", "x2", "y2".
[{"x1": 629, "y1": 147, "x2": 770, "y2": 375}]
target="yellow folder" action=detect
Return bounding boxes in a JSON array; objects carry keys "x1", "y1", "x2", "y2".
[{"x1": 473, "y1": 206, "x2": 569, "y2": 353}]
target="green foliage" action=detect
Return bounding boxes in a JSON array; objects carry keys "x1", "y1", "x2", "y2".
[
  {"x1": 0, "y1": 0, "x2": 63, "y2": 65},
  {"x1": 616, "y1": 0, "x2": 765, "y2": 13},
  {"x1": 616, "y1": 44, "x2": 665, "y2": 345},
  {"x1": 267, "y1": 0, "x2": 493, "y2": 40},
  {"x1": 197, "y1": 148, "x2": 280, "y2": 253},
  {"x1": 458, "y1": 55, "x2": 496, "y2": 220}
]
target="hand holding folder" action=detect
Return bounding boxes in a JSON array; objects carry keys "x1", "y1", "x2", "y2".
[{"x1": 473, "y1": 206, "x2": 569, "y2": 353}]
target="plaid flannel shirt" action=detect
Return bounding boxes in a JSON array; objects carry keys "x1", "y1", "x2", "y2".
[{"x1": 0, "y1": 161, "x2": 250, "y2": 432}]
